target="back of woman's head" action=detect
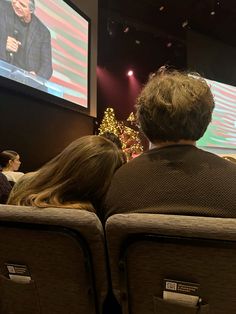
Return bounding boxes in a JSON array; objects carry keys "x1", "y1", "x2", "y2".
[
  {"x1": 0, "y1": 150, "x2": 18, "y2": 169},
  {"x1": 8, "y1": 135, "x2": 123, "y2": 208}
]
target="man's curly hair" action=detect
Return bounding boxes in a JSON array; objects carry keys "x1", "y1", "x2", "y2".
[{"x1": 136, "y1": 70, "x2": 215, "y2": 143}]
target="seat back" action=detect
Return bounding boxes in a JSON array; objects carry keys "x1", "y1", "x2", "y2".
[
  {"x1": 0, "y1": 205, "x2": 107, "y2": 314},
  {"x1": 106, "y1": 213, "x2": 236, "y2": 314}
]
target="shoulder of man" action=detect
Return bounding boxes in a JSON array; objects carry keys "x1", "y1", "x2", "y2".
[
  {"x1": 102, "y1": 158, "x2": 139, "y2": 219},
  {"x1": 202, "y1": 149, "x2": 236, "y2": 170},
  {"x1": 31, "y1": 14, "x2": 51, "y2": 35}
]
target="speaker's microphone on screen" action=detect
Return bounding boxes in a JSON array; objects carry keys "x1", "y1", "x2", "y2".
[
  {"x1": 13, "y1": 29, "x2": 19, "y2": 39},
  {"x1": 9, "y1": 30, "x2": 20, "y2": 64}
]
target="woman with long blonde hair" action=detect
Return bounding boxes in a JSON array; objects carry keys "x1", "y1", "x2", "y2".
[{"x1": 8, "y1": 135, "x2": 124, "y2": 210}]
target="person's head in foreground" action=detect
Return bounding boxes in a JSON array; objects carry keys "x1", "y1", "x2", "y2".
[
  {"x1": 0, "y1": 150, "x2": 21, "y2": 172},
  {"x1": 100, "y1": 132, "x2": 127, "y2": 163},
  {"x1": 100, "y1": 132, "x2": 123, "y2": 149},
  {"x1": 8, "y1": 135, "x2": 123, "y2": 210},
  {"x1": 136, "y1": 70, "x2": 215, "y2": 146}
]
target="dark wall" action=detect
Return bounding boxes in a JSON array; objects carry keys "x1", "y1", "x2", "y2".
[
  {"x1": 187, "y1": 31, "x2": 236, "y2": 86},
  {"x1": 96, "y1": 12, "x2": 186, "y2": 125},
  {"x1": 0, "y1": 88, "x2": 94, "y2": 172}
]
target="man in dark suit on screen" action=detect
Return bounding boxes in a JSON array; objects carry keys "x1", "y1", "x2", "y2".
[{"x1": 0, "y1": 0, "x2": 53, "y2": 80}]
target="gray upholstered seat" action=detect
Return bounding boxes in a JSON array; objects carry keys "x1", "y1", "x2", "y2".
[
  {"x1": 0, "y1": 204, "x2": 107, "y2": 314},
  {"x1": 106, "y1": 213, "x2": 236, "y2": 314}
]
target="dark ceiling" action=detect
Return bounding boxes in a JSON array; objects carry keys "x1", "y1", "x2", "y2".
[
  {"x1": 96, "y1": 0, "x2": 236, "y2": 122},
  {"x1": 98, "y1": 0, "x2": 236, "y2": 80},
  {"x1": 99, "y1": 0, "x2": 236, "y2": 44}
]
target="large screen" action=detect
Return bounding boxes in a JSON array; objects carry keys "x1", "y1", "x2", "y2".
[
  {"x1": 0, "y1": 0, "x2": 89, "y2": 109},
  {"x1": 197, "y1": 77, "x2": 236, "y2": 149}
]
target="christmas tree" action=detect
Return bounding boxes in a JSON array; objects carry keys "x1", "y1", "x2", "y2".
[
  {"x1": 99, "y1": 108, "x2": 143, "y2": 160},
  {"x1": 98, "y1": 108, "x2": 119, "y2": 136}
]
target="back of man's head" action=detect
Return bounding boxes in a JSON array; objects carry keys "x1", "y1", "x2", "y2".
[{"x1": 136, "y1": 70, "x2": 215, "y2": 144}]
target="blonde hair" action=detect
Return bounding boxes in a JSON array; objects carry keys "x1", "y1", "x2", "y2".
[
  {"x1": 8, "y1": 136, "x2": 123, "y2": 209},
  {"x1": 136, "y1": 70, "x2": 215, "y2": 143},
  {"x1": 222, "y1": 156, "x2": 236, "y2": 163}
]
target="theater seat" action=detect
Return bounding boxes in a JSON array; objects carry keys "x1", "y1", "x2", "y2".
[
  {"x1": 105, "y1": 213, "x2": 236, "y2": 314},
  {"x1": 0, "y1": 205, "x2": 107, "y2": 314}
]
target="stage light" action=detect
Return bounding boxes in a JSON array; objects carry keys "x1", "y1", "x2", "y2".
[
  {"x1": 127, "y1": 70, "x2": 134, "y2": 77},
  {"x1": 107, "y1": 20, "x2": 116, "y2": 37},
  {"x1": 182, "y1": 20, "x2": 188, "y2": 28},
  {"x1": 135, "y1": 40, "x2": 141, "y2": 45},
  {"x1": 159, "y1": 5, "x2": 165, "y2": 11},
  {"x1": 166, "y1": 42, "x2": 172, "y2": 48},
  {"x1": 210, "y1": 10, "x2": 216, "y2": 15},
  {"x1": 123, "y1": 26, "x2": 130, "y2": 33}
]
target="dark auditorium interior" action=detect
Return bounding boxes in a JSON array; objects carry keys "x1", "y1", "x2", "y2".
[
  {"x1": 97, "y1": 0, "x2": 236, "y2": 120},
  {"x1": 0, "y1": 0, "x2": 236, "y2": 313},
  {"x1": 1, "y1": 0, "x2": 236, "y2": 171}
]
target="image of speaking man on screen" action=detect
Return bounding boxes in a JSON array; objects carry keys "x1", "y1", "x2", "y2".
[{"x1": 0, "y1": 0, "x2": 53, "y2": 80}]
